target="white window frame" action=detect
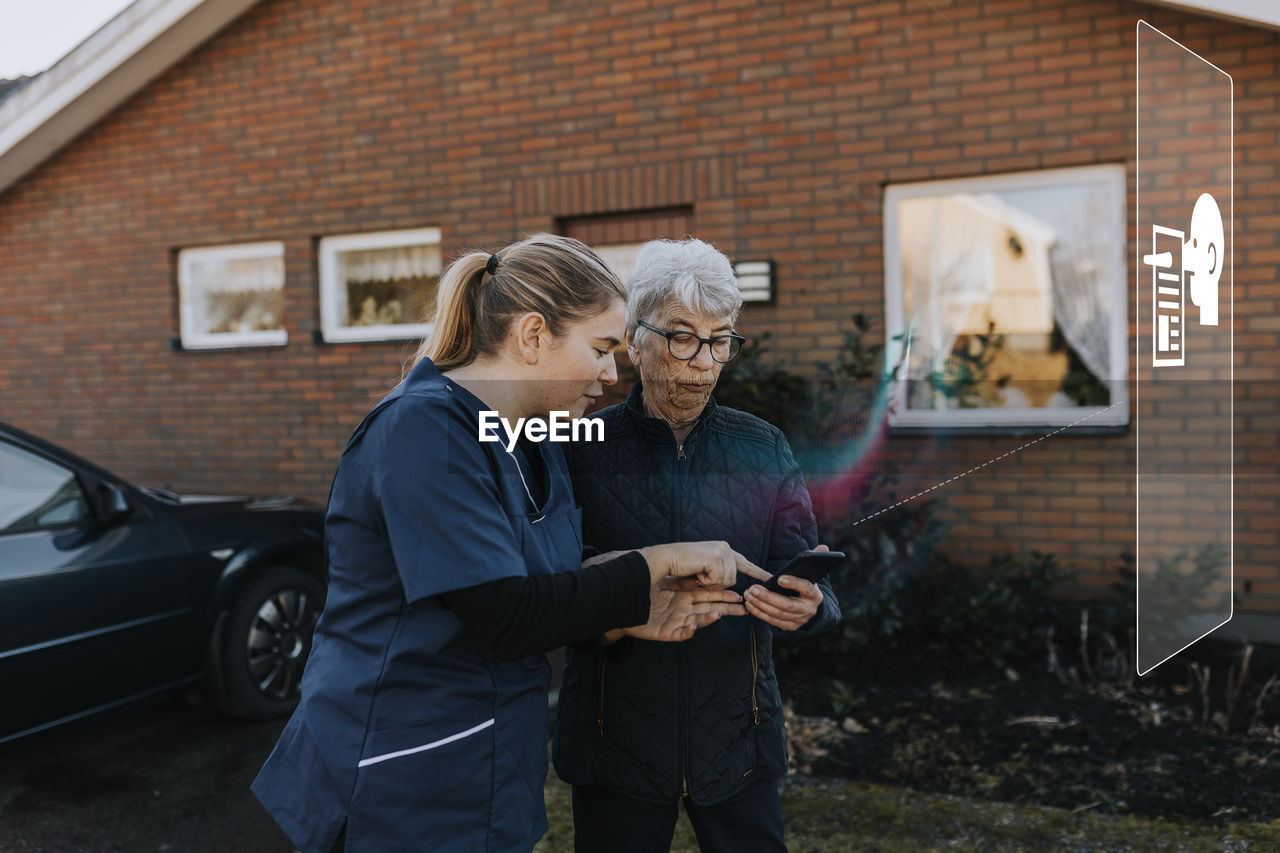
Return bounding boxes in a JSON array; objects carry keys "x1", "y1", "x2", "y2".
[
  {"x1": 177, "y1": 241, "x2": 287, "y2": 350},
  {"x1": 318, "y1": 227, "x2": 442, "y2": 343},
  {"x1": 883, "y1": 164, "x2": 1129, "y2": 430}
]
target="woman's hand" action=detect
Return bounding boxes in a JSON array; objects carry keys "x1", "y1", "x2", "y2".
[
  {"x1": 742, "y1": 543, "x2": 829, "y2": 631},
  {"x1": 622, "y1": 579, "x2": 745, "y2": 642},
  {"x1": 637, "y1": 541, "x2": 770, "y2": 590},
  {"x1": 743, "y1": 578, "x2": 823, "y2": 631}
]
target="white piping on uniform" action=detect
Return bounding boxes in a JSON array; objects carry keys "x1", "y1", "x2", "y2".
[
  {"x1": 504, "y1": 447, "x2": 544, "y2": 522},
  {"x1": 357, "y1": 718, "x2": 495, "y2": 768}
]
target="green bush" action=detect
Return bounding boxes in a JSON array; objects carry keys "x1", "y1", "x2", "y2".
[
  {"x1": 715, "y1": 315, "x2": 951, "y2": 659},
  {"x1": 715, "y1": 316, "x2": 1076, "y2": 667},
  {"x1": 709, "y1": 331, "x2": 811, "y2": 436},
  {"x1": 1103, "y1": 546, "x2": 1232, "y2": 674},
  {"x1": 922, "y1": 551, "x2": 1067, "y2": 667}
]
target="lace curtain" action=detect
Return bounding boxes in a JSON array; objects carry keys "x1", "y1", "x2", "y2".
[{"x1": 338, "y1": 245, "x2": 440, "y2": 283}]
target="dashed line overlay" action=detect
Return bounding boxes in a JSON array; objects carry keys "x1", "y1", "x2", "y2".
[{"x1": 849, "y1": 402, "x2": 1124, "y2": 528}]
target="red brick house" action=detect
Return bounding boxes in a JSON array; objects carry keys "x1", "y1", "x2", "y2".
[{"x1": 0, "y1": 0, "x2": 1276, "y2": 637}]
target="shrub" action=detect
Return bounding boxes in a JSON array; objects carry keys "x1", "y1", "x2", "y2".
[
  {"x1": 716, "y1": 316, "x2": 1074, "y2": 666},
  {"x1": 715, "y1": 315, "x2": 951, "y2": 659},
  {"x1": 922, "y1": 551, "x2": 1067, "y2": 667},
  {"x1": 708, "y1": 331, "x2": 810, "y2": 436}
]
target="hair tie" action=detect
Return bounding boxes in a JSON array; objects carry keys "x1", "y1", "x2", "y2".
[{"x1": 486, "y1": 254, "x2": 501, "y2": 276}]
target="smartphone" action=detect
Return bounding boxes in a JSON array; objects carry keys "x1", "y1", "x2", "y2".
[{"x1": 761, "y1": 550, "x2": 844, "y2": 597}]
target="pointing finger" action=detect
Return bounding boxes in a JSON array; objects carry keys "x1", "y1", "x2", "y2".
[{"x1": 733, "y1": 552, "x2": 772, "y2": 582}]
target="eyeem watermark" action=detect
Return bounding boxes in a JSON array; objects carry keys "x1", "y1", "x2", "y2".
[{"x1": 478, "y1": 411, "x2": 604, "y2": 452}]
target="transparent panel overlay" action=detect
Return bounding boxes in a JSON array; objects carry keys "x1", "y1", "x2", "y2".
[{"x1": 1135, "y1": 21, "x2": 1233, "y2": 674}]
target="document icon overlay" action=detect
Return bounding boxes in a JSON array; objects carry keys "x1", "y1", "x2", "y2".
[{"x1": 1136, "y1": 22, "x2": 1233, "y2": 674}]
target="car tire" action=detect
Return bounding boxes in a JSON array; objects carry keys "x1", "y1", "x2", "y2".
[{"x1": 218, "y1": 565, "x2": 324, "y2": 720}]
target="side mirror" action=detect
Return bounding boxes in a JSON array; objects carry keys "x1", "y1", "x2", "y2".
[{"x1": 95, "y1": 482, "x2": 133, "y2": 524}]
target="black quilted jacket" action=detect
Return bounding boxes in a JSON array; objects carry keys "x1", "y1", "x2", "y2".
[{"x1": 552, "y1": 382, "x2": 841, "y2": 805}]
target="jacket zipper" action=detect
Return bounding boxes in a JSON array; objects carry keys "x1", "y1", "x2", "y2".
[
  {"x1": 749, "y1": 626, "x2": 760, "y2": 725},
  {"x1": 679, "y1": 584, "x2": 692, "y2": 797},
  {"x1": 596, "y1": 653, "x2": 606, "y2": 734},
  {"x1": 675, "y1": 431, "x2": 689, "y2": 798},
  {"x1": 679, "y1": 644, "x2": 690, "y2": 798}
]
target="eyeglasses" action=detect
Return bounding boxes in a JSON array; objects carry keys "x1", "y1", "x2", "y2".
[{"x1": 637, "y1": 320, "x2": 746, "y2": 363}]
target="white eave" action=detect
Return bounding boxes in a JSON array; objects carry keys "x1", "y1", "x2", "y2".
[
  {"x1": 0, "y1": 0, "x2": 259, "y2": 198},
  {"x1": 0, "y1": 0, "x2": 1275, "y2": 200},
  {"x1": 1142, "y1": 0, "x2": 1280, "y2": 31}
]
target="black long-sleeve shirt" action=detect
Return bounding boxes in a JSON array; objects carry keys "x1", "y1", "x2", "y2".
[{"x1": 441, "y1": 550, "x2": 649, "y2": 660}]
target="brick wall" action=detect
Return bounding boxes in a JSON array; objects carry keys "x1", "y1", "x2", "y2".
[{"x1": 0, "y1": 0, "x2": 1275, "y2": 611}]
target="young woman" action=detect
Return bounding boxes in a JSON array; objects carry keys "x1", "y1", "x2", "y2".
[{"x1": 252, "y1": 234, "x2": 764, "y2": 853}]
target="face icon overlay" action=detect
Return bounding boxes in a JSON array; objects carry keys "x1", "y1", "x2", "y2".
[
  {"x1": 1185, "y1": 192, "x2": 1223, "y2": 328},
  {"x1": 1135, "y1": 21, "x2": 1233, "y2": 674},
  {"x1": 1143, "y1": 192, "x2": 1224, "y2": 368}
]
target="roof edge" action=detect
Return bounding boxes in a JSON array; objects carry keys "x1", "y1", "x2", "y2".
[
  {"x1": 0, "y1": 0, "x2": 259, "y2": 198},
  {"x1": 0, "y1": 0, "x2": 1273, "y2": 199},
  {"x1": 1141, "y1": 0, "x2": 1280, "y2": 32}
]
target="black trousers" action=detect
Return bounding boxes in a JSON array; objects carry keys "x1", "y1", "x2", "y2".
[{"x1": 571, "y1": 777, "x2": 787, "y2": 853}]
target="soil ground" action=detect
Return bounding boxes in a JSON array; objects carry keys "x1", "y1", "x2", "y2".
[{"x1": 777, "y1": 635, "x2": 1280, "y2": 825}]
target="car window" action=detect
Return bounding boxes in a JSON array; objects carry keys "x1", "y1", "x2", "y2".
[{"x1": 0, "y1": 440, "x2": 93, "y2": 533}]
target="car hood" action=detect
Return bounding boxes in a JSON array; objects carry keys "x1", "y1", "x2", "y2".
[
  {"x1": 146, "y1": 490, "x2": 324, "y2": 555},
  {"x1": 144, "y1": 488, "x2": 321, "y2": 517}
]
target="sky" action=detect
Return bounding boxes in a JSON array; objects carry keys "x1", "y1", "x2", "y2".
[{"x1": 0, "y1": 0, "x2": 135, "y2": 79}]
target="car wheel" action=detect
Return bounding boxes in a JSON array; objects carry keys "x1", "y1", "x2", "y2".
[{"x1": 219, "y1": 565, "x2": 323, "y2": 719}]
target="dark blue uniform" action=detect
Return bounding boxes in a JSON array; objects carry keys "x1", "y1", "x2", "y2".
[{"x1": 253, "y1": 358, "x2": 583, "y2": 853}]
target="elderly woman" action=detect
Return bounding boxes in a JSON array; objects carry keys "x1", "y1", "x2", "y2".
[{"x1": 553, "y1": 238, "x2": 841, "y2": 852}]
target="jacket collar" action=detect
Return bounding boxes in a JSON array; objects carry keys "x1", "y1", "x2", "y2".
[
  {"x1": 622, "y1": 380, "x2": 718, "y2": 438},
  {"x1": 405, "y1": 355, "x2": 444, "y2": 388},
  {"x1": 400, "y1": 357, "x2": 482, "y2": 411}
]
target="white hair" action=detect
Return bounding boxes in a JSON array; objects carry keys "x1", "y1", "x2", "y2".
[{"x1": 625, "y1": 238, "x2": 743, "y2": 337}]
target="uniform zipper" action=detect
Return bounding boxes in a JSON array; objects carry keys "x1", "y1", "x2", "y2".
[
  {"x1": 676, "y1": 443, "x2": 686, "y2": 461},
  {"x1": 596, "y1": 654, "x2": 606, "y2": 734},
  {"x1": 749, "y1": 626, "x2": 760, "y2": 725}
]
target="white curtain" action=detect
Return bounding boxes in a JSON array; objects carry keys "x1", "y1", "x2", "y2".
[
  {"x1": 339, "y1": 245, "x2": 440, "y2": 283},
  {"x1": 1044, "y1": 194, "x2": 1115, "y2": 383},
  {"x1": 190, "y1": 254, "x2": 283, "y2": 294},
  {"x1": 900, "y1": 196, "x2": 997, "y2": 384}
]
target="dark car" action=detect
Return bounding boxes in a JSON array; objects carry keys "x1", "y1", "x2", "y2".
[{"x1": 0, "y1": 421, "x2": 326, "y2": 745}]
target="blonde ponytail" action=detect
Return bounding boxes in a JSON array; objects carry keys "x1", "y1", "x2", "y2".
[
  {"x1": 414, "y1": 234, "x2": 624, "y2": 371},
  {"x1": 416, "y1": 253, "x2": 489, "y2": 371}
]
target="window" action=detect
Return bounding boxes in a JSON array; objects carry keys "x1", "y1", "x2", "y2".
[
  {"x1": 591, "y1": 243, "x2": 644, "y2": 286},
  {"x1": 318, "y1": 228, "x2": 442, "y2": 343},
  {"x1": 561, "y1": 209, "x2": 695, "y2": 288},
  {"x1": 883, "y1": 164, "x2": 1128, "y2": 429},
  {"x1": 177, "y1": 242, "x2": 287, "y2": 350},
  {"x1": 563, "y1": 209, "x2": 770, "y2": 303},
  {"x1": 0, "y1": 442, "x2": 91, "y2": 533}
]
